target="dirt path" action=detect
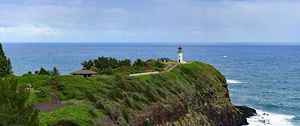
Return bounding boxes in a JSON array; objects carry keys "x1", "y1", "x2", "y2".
[
  {"x1": 165, "y1": 64, "x2": 177, "y2": 72},
  {"x1": 34, "y1": 93, "x2": 64, "y2": 112},
  {"x1": 129, "y1": 64, "x2": 178, "y2": 77}
]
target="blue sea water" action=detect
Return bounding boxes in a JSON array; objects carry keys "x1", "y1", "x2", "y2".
[{"x1": 2, "y1": 43, "x2": 300, "y2": 125}]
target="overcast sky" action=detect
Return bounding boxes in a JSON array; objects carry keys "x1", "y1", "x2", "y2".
[{"x1": 0, "y1": 0, "x2": 300, "y2": 43}]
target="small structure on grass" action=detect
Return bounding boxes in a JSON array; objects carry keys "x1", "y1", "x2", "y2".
[
  {"x1": 159, "y1": 58, "x2": 171, "y2": 63},
  {"x1": 71, "y1": 69, "x2": 97, "y2": 77}
]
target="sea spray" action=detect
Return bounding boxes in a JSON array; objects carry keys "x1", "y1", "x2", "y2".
[
  {"x1": 246, "y1": 109, "x2": 295, "y2": 126},
  {"x1": 227, "y1": 79, "x2": 245, "y2": 84}
]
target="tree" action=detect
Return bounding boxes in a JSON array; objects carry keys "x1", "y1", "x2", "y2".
[
  {"x1": 0, "y1": 78, "x2": 39, "y2": 125},
  {"x1": 108, "y1": 57, "x2": 119, "y2": 68},
  {"x1": 38, "y1": 67, "x2": 50, "y2": 75},
  {"x1": 89, "y1": 66, "x2": 98, "y2": 72},
  {"x1": 133, "y1": 59, "x2": 146, "y2": 67},
  {"x1": 51, "y1": 67, "x2": 60, "y2": 76},
  {"x1": 81, "y1": 60, "x2": 94, "y2": 70},
  {"x1": 93, "y1": 56, "x2": 119, "y2": 70},
  {"x1": 0, "y1": 43, "x2": 13, "y2": 77},
  {"x1": 119, "y1": 59, "x2": 131, "y2": 66}
]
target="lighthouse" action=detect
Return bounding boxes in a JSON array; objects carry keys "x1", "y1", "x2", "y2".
[{"x1": 177, "y1": 45, "x2": 183, "y2": 63}]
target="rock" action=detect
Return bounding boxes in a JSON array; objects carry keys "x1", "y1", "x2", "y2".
[{"x1": 236, "y1": 106, "x2": 257, "y2": 118}]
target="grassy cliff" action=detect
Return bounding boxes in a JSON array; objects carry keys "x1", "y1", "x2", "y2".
[{"x1": 17, "y1": 62, "x2": 247, "y2": 126}]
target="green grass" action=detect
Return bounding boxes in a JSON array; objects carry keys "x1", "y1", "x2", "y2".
[
  {"x1": 27, "y1": 91, "x2": 51, "y2": 105},
  {"x1": 39, "y1": 103, "x2": 97, "y2": 126},
  {"x1": 14, "y1": 62, "x2": 232, "y2": 125}
]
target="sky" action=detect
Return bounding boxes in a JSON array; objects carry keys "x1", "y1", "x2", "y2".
[{"x1": 0, "y1": 0, "x2": 300, "y2": 43}]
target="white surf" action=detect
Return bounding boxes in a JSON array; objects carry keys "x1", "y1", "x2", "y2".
[
  {"x1": 227, "y1": 79, "x2": 244, "y2": 84},
  {"x1": 245, "y1": 109, "x2": 295, "y2": 126}
]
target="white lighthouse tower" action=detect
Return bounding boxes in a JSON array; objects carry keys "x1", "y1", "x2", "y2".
[{"x1": 177, "y1": 45, "x2": 184, "y2": 63}]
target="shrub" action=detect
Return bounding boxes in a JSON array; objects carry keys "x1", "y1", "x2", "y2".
[
  {"x1": 85, "y1": 91, "x2": 97, "y2": 102},
  {"x1": 101, "y1": 67, "x2": 113, "y2": 75},
  {"x1": 89, "y1": 66, "x2": 98, "y2": 72},
  {"x1": 124, "y1": 97, "x2": 134, "y2": 108},
  {"x1": 132, "y1": 93, "x2": 150, "y2": 105},
  {"x1": 0, "y1": 78, "x2": 39, "y2": 126},
  {"x1": 121, "y1": 108, "x2": 129, "y2": 123},
  {"x1": 154, "y1": 60, "x2": 165, "y2": 68},
  {"x1": 96, "y1": 100, "x2": 112, "y2": 118},
  {"x1": 108, "y1": 88, "x2": 124, "y2": 101},
  {"x1": 37, "y1": 89, "x2": 49, "y2": 98},
  {"x1": 87, "y1": 109, "x2": 98, "y2": 118}
]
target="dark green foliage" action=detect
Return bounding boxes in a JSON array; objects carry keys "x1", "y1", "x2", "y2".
[
  {"x1": 87, "y1": 109, "x2": 97, "y2": 118},
  {"x1": 119, "y1": 59, "x2": 131, "y2": 66},
  {"x1": 94, "y1": 56, "x2": 119, "y2": 70},
  {"x1": 132, "y1": 93, "x2": 150, "y2": 105},
  {"x1": 89, "y1": 66, "x2": 98, "y2": 72},
  {"x1": 37, "y1": 89, "x2": 49, "y2": 98},
  {"x1": 0, "y1": 43, "x2": 13, "y2": 76},
  {"x1": 96, "y1": 100, "x2": 112, "y2": 118},
  {"x1": 0, "y1": 79, "x2": 39, "y2": 126},
  {"x1": 34, "y1": 67, "x2": 60, "y2": 76},
  {"x1": 124, "y1": 97, "x2": 143, "y2": 110},
  {"x1": 121, "y1": 108, "x2": 129, "y2": 123},
  {"x1": 81, "y1": 57, "x2": 166, "y2": 75},
  {"x1": 85, "y1": 91, "x2": 97, "y2": 102},
  {"x1": 81, "y1": 60, "x2": 94, "y2": 70},
  {"x1": 37, "y1": 67, "x2": 51, "y2": 75},
  {"x1": 101, "y1": 67, "x2": 113, "y2": 75},
  {"x1": 133, "y1": 59, "x2": 146, "y2": 67},
  {"x1": 124, "y1": 97, "x2": 134, "y2": 108},
  {"x1": 154, "y1": 60, "x2": 165, "y2": 68},
  {"x1": 51, "y1": 67, "x2": 60, "y2": 76}
]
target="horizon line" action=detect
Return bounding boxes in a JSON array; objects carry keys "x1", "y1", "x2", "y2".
[{"x1": 2, "y1": 42, "x2": 300, "y2": 45}]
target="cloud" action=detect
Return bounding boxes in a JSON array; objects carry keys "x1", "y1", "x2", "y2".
[
  {"x1": 1, "y1": 0, "x2": 300, "y2": 42},
  {"x1": 0, "y1": 24, "x2": 61, "y2": 36},
  {"x1": 102, "y1": 8, "x2": 125, "y2": 14}
]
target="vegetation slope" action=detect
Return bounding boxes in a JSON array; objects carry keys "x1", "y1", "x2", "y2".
[{"x1": 16, "y1": 62, "x2": 246, "y2": 126}]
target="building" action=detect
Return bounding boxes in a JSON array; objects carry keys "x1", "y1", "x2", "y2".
[
  {"x1": 159, "y1": 58, "x2": 171, "y2": 63},
  {"x1": 71, "y1": 69, "x2": 97, "y2": 77},
  {"x1": 177, "y1": 45, "x2": 184, "y2": 63}
]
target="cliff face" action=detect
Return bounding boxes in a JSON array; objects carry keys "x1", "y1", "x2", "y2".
[{"x1": 100, "y1": 62, "x2": 248, "y2": 126}]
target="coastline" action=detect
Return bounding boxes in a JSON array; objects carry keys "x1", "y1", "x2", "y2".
[
  {"x1": 244, "y1": 108, "x2": 295, "y2": 126},
  {"x1": 227, "y1": 79, "x2": 296, "y2": 126}
]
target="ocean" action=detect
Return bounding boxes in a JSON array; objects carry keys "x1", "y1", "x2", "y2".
[{"x1": 2, "y1": 43, "x2": 300, "y2": 126}]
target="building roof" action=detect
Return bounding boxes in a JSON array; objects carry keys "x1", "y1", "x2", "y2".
[
  {"x1": 159, "y1": 58, "x2": 171, "y2": 61},
  {"x1": 71, "y1": 70, "x2": 97, "y2": 75}
]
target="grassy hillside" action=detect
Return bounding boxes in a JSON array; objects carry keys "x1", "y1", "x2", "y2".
[{"x1": 16, "y1": 62, "x2": 245, "y2": 126}]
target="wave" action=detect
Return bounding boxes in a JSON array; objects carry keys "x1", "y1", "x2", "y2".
[
  {"x1": 246, "y1": 109, "x2": 295, "y2": 126},
  {"x1": 227, "y1": 79, "x2": 244, "y2": 84}
]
